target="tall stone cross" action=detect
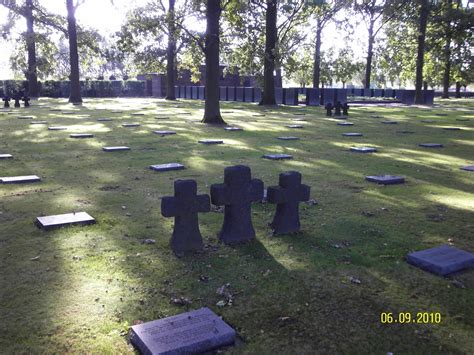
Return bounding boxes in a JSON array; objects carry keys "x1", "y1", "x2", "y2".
[
  {"x1": 211, "y1": 165, "x2": 264, "y2": 244},
  {"x1": 267, "y1": 171, "x2": 310, "y2": 235},
  {"x1": 161, "y1": 179, "x2": 210, "y2": 255},
  {"x1": 23, "y1": 96, "x2": 31, "y2": 107},
  {"x1": 3, "y1": 97, "x2": 10, "y2": 108}
]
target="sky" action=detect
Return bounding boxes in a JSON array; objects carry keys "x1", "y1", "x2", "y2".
[{"x1": 0, "y1": 0, "x2": 367, "y2": 80}]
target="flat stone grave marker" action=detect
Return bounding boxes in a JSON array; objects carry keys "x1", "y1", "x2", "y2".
[
  {"x1": 97, "y1": 118, "x2": 113, "y2": 122},
  {"x1": 122, "y1": 123, "x2": 140, "y2": 127},
  {"x1": 277, "y1": 137, "x2": 300, "y2": 141},
  {"x1": 435, "y1": 113, "x2": 448, "y2": 116},
  {"x1": 131, "y1": 113, "x2": 145, "y2": 116},
  {"x1": 371, "y1": 115, "x2": 384, "y2": 118},
  {"x1": 365, "y1": 175, "x2": 405, "y2": 185},
  {"x1": 224, "y1": 127, "x2": 243, "y2": 131},
  {"x1": 111, "y1": 110, "x2": 124, "y2": 113},
  {"x1": 30, "y1": 121, "x2": 48, "y2": 125},
  {"x1": 253, "y1": 114, "x2": 265, "y2": 117},
  {"x1": 61, "y1": 111, "x2": 76, "y2": 115},
  {"x1": 199, "y1": 139, "x2": 224, "y2": 145},
  {"x1": 103, "y1": 146, "x2": 131, "y2": 152},
  {"x1": 381, "y1": 121, "x2": 398, "y2": 124},
  {"x1": 350, "y1": 147, "x2": 377, "y2": 153},
  {"x1": 460, "y1": 165, "x2": 474, "y2": 171},
  {"x1": 263, "y1": 154, "x2": 293, "y2": 160},
  {"x1": 70, "y1": 133, "x2": 94, "y2": 139},
  {"x1": 291, "y1": 118, "x2": 307, "y2": 121},
  {"x1": 155, "y1": 116, "x2": 170, "y2": 120},
  {"x1": 397, "y1": 130, "x2": 415, "y2": 134},
  {"x1": 419, "y1": 143, "x2": 443, "y2": 148},
  {"x1": 130, "y1": 307, "x2": 236, "y2": 355},
  {"x1": 337, "y1": 122, "x2": 354, "y2": 126},
  {"x1": 443, "y1": 127, "x2": 461, "y2": 131},
  {"x1": 286, "y1": 125, "x2": 303, "y2": 129},
  {"x1": 49, "y1": 108, "x2": 62, "y2": 112},
  {"x1": 36, "y1": 211, "x2": 95, "y2": 230},
  {"x1": 48, "y1": 126, "x2": 68, "y2": 131},
  {"x1": 294, "y1": 113, "x2": 306, "y2": 116},
  {"x1": 222, "y1": 111, "x2": 234, "y2": 113},
  {"x1": 150, "y1": 163, "x2": 185, "y2": 172},
  {"x1": 456, "y1": 118, "x2": 469, "y2": 122},
  {"x1": 0, "y1": 175, "x2": 41, "y2": 184},
  {"x1": 17, "y1": 115, "x2": 34, "y2": 119},
  {"x1": 407, "y1": 245, "x2": 474, "y2": 276},
  {"x1": 421, "y1": 120, "x2": 433, "y2": 123},
  {"x1": 154, "y1": 130, "x2": 176, "y2": 136},
  {"x1": 0, "y1": 154, "x2": 13, "y2": 159},
  {"x1": 343, "y1": 133, "x2": 363, "y2": 137}
]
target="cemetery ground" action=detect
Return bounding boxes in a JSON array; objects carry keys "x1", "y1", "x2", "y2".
[{"x1": 0, "y1": 97, "x2": 473, "y2": 354}]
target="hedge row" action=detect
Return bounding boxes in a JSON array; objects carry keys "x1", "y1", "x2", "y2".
[{"x1": 1, "y1": 80, "x2": 145, "y2": 98}]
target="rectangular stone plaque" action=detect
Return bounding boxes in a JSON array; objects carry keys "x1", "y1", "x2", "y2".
[
  {"x1": 350, "y1": 147, "x2": 377, "y2": 153},
  {"x1": 103, "y1": 146, "x2": 131, "y2": 152},
  {"x1": 30, "y1": 121, "x2": 48, "y2": 125},
  {"x1": 97, "y1": 118, "x2": 113, "y2": 122},
  {"x1": 0, "y1": 175, "x2": 41, "y2": 184},
  {"x1": 150, "y1": 163, "x2": 185, "y2": 172},
  {"x1": 419, "y1": 143, "x2": 443, "y2": 148},
  {"x1": 407, "y1": 245, "x2": 474, "y2": 276},
  {"x1": 130, "y1": 307, "x2": 236, "y2": 355},
  {"x1": 122, "y1": 123, "x2": 140, "y2": 127},
  {"x1": 286, "y1": 125, "x2": 303, "y2": 129},
  {"x1": 199, "y1": 140, "x2": 224, "y2": 145},
  {"x1": 155, "y1": 116, "x2": 170, "y2": 120},
  {"x1": 17, "y1": 116, "x2": 35, "y2": 119},
  {"x1": 70, "y1": 134, "x2": 94, "y2": 138},
  {"x1": 0, "y1": 154, "x2": 13, "y2": 159},
  {"x1": 263, "y1": 154, "x2": 293, "y2": 160},
  {"x1": 381, "y1": 121, "x2": 398, "y2": 124},
  {"x1": 61, "y1": 111, "x2": 76, "y2": 115},
  {"x1": 460, "y1": 165, "x2": 474, "y2": 171},
  {"x1": 154, "y1": 131, "x2": 176, "y2": 135},
  {"x1": 337, "y1": 122, "x2": 354, "y2": 126},
  {"x1": 48, "y1": 126, "x2": 68, "y2": 131},
  {"x1": 132, "y1": 113, "x2": 145, "y2": 116},
  {"x1": 365, "y1": 175, "x2": 405, "y2": 185},
  {"x1": 224, "y1": 127, "x2": 243, "y2": 131},
  {"x1": 277, "y1": 136, "x2": 300, "y2": 140},
  {"x1": 36, "y1": 211, "x2": 95, "y2": 230},
  {"x1": 343, "y1": 133, "x2": 363, "y2": 137},
  {"x1": 443, "y1": 127, "x2": 461, "y2": 131}
]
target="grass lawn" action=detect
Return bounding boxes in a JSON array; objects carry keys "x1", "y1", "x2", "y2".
[{"x1": 0, "y1": 97, "x2": 473, "y2": 354}]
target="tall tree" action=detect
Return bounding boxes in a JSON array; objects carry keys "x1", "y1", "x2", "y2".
[
  {"x1": 24, "y1": 0, "x2": 39, "y2": 97},
  {"x1": 414, "y1": 0, "x2": 429, "y2": 104},
  {"x1": 166, "y1": 0, "x2": 177, "y2": 100},
  {"x1": 202, "y1": 0, "x2": 225, "y2": 123},
  {"x1": 261, "y1": 0, "x2": 277, "y2": 105},
  {"x1": 66, "y1": 0, "x2": 82, "y2": 104}
]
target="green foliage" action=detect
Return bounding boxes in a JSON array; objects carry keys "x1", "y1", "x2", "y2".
[{"x1": 332, "y1": 47, "x2": 363, "y2": 87}]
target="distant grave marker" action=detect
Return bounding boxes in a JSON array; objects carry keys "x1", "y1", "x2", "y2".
[
  {"x1": 150, "y1": 163, "x2": 185, "y2": 172},
  {"x1": 153, "y1": 130, "x2": 176, "y2": 136},
  {"x1": 122, "y1": 123, "x2": 140, "y2": 127},
  {"x1": 435, "y1": 113, "x2": 447, "y2": 116},
  {"x1": 30, "y1": 121, "x2": 48, "y2": 125},
  {"x1": 407, "y1": 245, "x2": 474, "y2": 276},
  {"x1": 456, "y1": 118, "x2": 469, "y2": 122},
  {"x1": 131, "y1": 113, "x2": 145, "y2": 116},
  {"x1": 199, "y1": 139, "x2": 224, "y2": 145},
  {"x1": 70, "y1": 134, "x2": 94, "y2": 138},
  {"x1": 263, "y1": 154, "x2": 293, "y2": 160},
  {"x1": 342, "y1": 133, "x2": 363, "y2": 137},
  {"x1": 161, "y1": 179, "x2": 210, "y2": 254},
  {"x1": 421, "y1": 120, "x2": 433, "y2": 123},
  {"x1": 443, "y1": 127, "x2": 461, "y2": 131},
  {"x1": 111, "y1": 110, "x2": 123, "y2": 113},
  {"x1": 460, "y1": 165, "x2": 474, "y2": 172},
  {"x1": 0, "y1": 154, "x2": 13, "y2": 159},
  {"x1": 61, "y1": 111, "x2": 76, "y2": 115},
  {"x1": 48, "y1": 126, "x2": 68, "y2": 131},
  {"x1": 0, "y1": 175, "x2": 41, "y2": 184},
  {"x1": 397, "y1": 130, "x2": 415, "y2": 134},
  {"x1": 337, "y1": 122, "x2": 354, "y2": 126},
  {"x1": 17, "y1": 116, "x2": 34, "y2": 119},
  {"x1": 102, "y1": 146, "x2": 131, "y2": 152},
  {"x1": 350, "y1": 147, "x2": 377, "y2": 153},
  {"x1": 381, "y1": 121, "x2": 398, "y2": 124},
  {"x1": 286, "y1": 125, "x2": 303, "y2": 129},
  {"x1": 419, "y1": 143, "x2": 443, "y2": 148},
  {"x1": 155, "y1": 116, "x2": 170, "y2": 120},
  {"x1": 130, "y1": 308, "x2": 236, "y2": 355},
  {"x1": 224, "y1": 127, "x2": 243, "y2": 131},
  {"x1": 97, "y1": 118, "x2": 113, "y2": 122},
  {"x1": 36, "y1": 212, "x2": 95, "y2": 230},
  {"x1": 277, "y1": 136, "x2": 300, "y2": 140},
  {"x1": 365, "y1": 175, "x2": 405, "y2": 185}
]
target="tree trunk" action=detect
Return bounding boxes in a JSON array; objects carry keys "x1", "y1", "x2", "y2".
[
  {"x1": 442, "y1": 0, "x2": 452, "y2": 99},
  {"x1": 165, "y1": 0, "x2": 176, "y2": 100},
  {"x1": 365, "y1": 19, "x2": 375, "y2": 89},
  {"x1": 312, "y1": 20, "x2": 322, "y2": 89},
  {"x1": 455, "y1": 81, "x2": 461, "y2": 98},
  {"x1": 25, "y1": 0, "x2": 39, "y2": 98},
  {"x1": 414, "y1": 0, "x2": 429, "y2": 104},
  {"x1": 202, "y1": 0, "x2": 225, "y2": 124},
  {"x1": 275, "y1": 67, "x2": 282, "y2": 87},
  {"x1": 260, "y1": 0, "x2": 277, "y2": 105},
  {"x1": 66, "y1": 0, "x2": 82, "y2": 104}
]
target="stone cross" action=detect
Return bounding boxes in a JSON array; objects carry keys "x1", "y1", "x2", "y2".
[
  {"x1": 342, "y1": 103, "x2": 349, "y2": 116},
  {"x1": 13, "y1": 95, "x2": 21, "y2": 108},
  {"x1": 334, "y1": 101, "x2": 343, "y2": 116},
  {"x1": 267, "y1": 171, "x2": 310, "y2": 235},
  {"x1": 22, "y1": 96, "x2": 30, "y2": 107},
  {"x1": 325, "y1": 103, "x2": 333, "y2": 116},
  {"x1": 3, "y1": 97, "x2": 10, "y2": 108},
  {"x1": 161, "y1": 179, "x2": 210, "y2": 255},
  {"x1": 211, "y1": 165, "x2": 264, "y2": 244}
]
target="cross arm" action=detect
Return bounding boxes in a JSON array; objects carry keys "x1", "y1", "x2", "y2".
[
  {"x1": 161, "y1": 196, "x2": 177, "y2": 217},
  {"x1": 249, "y1": 179, "x2": 264, "y2": 202}
]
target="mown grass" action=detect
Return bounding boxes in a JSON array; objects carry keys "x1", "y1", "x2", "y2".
[{"x1": 0, "y1": 97, "x2": 473, "y2": 354}]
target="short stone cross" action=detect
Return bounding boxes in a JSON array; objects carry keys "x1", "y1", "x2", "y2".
[
  {"x1": 23, "y1": 96, "x2": 31, "y2": 107},
  {"x1": 267, "y1": 171, "x2": 310, "y2": 235},
  {"x1": 211, "y1": 165, "x2": 264, "y2": 244},
  {"x1": 161, "y1": 179, "x2": 210, "y2": 255},
  {"x1": 334, "y1": 101, "x2": 343, "y2": 116},
  {"x1": 325, "y1": 103, "x2": 333, "y2": 116},
  {"x1": 2, "y1": 97, "x2": 10, "y2": 108},
  {"x1": 342, "y1": 103, "x2": 349, "y2": 116}
]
